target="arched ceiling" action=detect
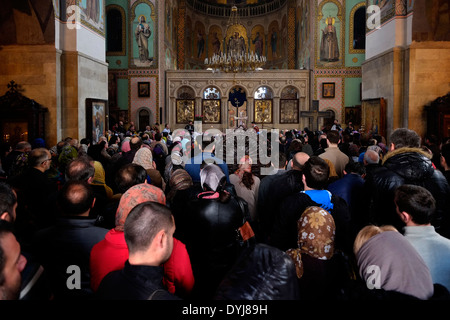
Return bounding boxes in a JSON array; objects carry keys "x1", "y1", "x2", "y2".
[{"x1": 195, "y1": 1, "x2": 276, "y2": 6}]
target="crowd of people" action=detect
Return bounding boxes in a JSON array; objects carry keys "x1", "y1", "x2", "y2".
[{"x1": 0, "y1": 119, "x2": 450, "y2": 301}]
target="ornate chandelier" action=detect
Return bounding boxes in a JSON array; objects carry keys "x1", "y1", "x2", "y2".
[{"x1": 204, "y1": 6, "x2": 266, "y2": 73}]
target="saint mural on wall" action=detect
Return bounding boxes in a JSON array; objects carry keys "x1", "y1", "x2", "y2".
[
  {"x1": 320, "y1": 16, "x2": 339, "y2": 62},
  {"x1": 227, "y1": 31, "x2": 246, "y2": 55},
  {"x1": 252, "y1": 31, "x2": 263, "y2": 58},
  {"x1": 135, "y1": 15, "x2": 152, "y2": 63},
  {"x1": 131, "y1": 2, "x2": 156, "y2": 68}
]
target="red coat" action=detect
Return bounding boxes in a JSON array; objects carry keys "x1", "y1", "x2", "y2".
[{"x1": 90, "y1": 229, "x2": 195, "y2": 297}]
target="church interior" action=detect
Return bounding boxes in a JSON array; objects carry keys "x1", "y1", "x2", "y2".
[{"x1": 0, "y1": 0, "x2": 449, "y2": 148}]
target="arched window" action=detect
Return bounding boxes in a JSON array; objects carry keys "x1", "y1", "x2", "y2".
[
  {"x1": 106, "y1": 6, "x2": 125, "y2": 55},
  {"x1": 254, "y1": 86, "x2": 273, "y2": 123},
  {"x1": 350, "y1": 5, "x2": 366, "y2": 53},
  {"x1": 353, "y1": 7, "x2": 366, "y2": 50},
  {"x1": 202, "y1": 87, "x2": 221, "y2": 124},
  {"x1": 138, "y1": 109, "x2": 150, "y2": 131}
]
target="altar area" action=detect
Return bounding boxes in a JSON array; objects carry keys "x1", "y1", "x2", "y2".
[{"x1": 165, "y1": 69, "x2": 331, "y2": 132}]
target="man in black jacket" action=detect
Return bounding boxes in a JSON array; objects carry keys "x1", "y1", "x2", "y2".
[
  {"x1": 363, "y1": 128, "x2": 450, "y2": 238},
  {"x1": 270, "y1": 156, "x2": 353, "y2": 256},
  {"x1": 95, "y1": 201, "x2": 179, "y2": 300},
  {"x1": 32, "y1": 180, "x2": 108, "y2": 300}
]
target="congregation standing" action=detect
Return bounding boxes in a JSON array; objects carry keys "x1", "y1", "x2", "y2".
[{"x1": 0, "y1": 120, "x2": 450, "y2": 301}]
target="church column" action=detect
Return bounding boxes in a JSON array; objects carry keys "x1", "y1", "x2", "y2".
[
  {"x1": 221, "y1": 97, "x2": 228, "y2": 128},
  {"x1": 195, "y1": 96, "x2": 202, "y2": 117},
  {"x1": 247, "y1": 97, "x2": 254, "y2": 124},
  {"x1": 170, "y1": 97, "x2": 176, "y2": 126},
  {"x1": 273, "y1": 96, "x2": 280, "y2": 127}
]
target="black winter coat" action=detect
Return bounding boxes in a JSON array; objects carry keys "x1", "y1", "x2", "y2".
[
  {"x1": 363, "y1": 147, "x2": 450, "y2": 237},
  {"x1": 182, "y1": 190, "x2": 248, "y2": 300},
  {"x1": 215, "y1": 243, "x2": 300, "y2": 300}
]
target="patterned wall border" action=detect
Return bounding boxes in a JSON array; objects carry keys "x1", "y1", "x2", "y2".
[
  {"x1": 315, "y1": 0, "x2": 346, "y2": 69},
  {"x1": 349, "y1": 2, "x2": 365, "y2": 54},
  {"x1": 106, "y1": 4, "x2": 126, "y2": 56},
  {"x1": 128, "y1": 0, "x2": 158, "y2": 69},
  {"x1": 314, "y1": 68, "x2": 362, "y2": 76}
]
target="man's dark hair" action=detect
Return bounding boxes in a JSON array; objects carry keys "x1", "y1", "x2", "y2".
[
  {"x1": 441, "y1": 142, "x2": 450, "y2": 166},
  {"x1": 130, "y1": 137, "x2": 142, "y2": 151},
  {"x1": 0, "y1": 220, "x2": 15, "y2": 286},
  {"x1": 28, "y1": 148, "x2": 49, "y2": 168},
  {"x1": 124, "y1": 201, "x2": 173, "y2": 254},
  {"x1": 344, "y1": 161, "x2": 366, "y2": 176},
  {"x1": 65, "y1": 156, "x2": 95, "y2": 182},
  {"x1": 80, "y1": 138, "x2": 91, "y2": 146},
  {"x1": 302, "y1": 156, "x2": 330, "y2": 190},
  {"x1": 394, "y1": 184, "x2": 436, "y2": 225},
  {"x1": 155, "y1": 133, "x2": 163, "y2": 142},
  {"x1": 57, "y1": 180, "x2": 95, "y2": 216},
  {"x1": 0, "y1": 183, "x2": 17, "y2": 221},
  {"x1": 14, "y1": 141, "x2": 31, "y2": 151},
  {"x1": 115, "y1": 163, "x2": 147, "y2": 194},
  {"x1": 278, "y1": 151, "x2": 287, "y2": 168},
  {"x1": 326, "y1": 130, "x2": 340, "y2": 144},
  {"x1": 389, "y1": 128, "x2": 421, "y2": 149}
]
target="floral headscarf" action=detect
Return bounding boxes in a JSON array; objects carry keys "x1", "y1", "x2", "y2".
[
  {"x1": 115, "y1": 183, "x2": 166, "y2": 231},
  {"x1": 286, "y1": 206, "x2": 335, "y2": 278},
  {"x1": 133, "y1": 147, "x2": 153, "y2": 170}
]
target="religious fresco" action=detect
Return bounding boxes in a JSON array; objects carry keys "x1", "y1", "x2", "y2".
[
  {"x1": 268, "y1": 22, "x2": 279, "y2": 60},
  {"x1": 185, "y1": 16, "x2": 193, "y2": 59},
  {"x1": 53, "y1": 0, "x2": 60, "y2": 18},
  {"x1": 79, "y1": 0, "x2": 105, "y2": 35},
  {"x1": 209, "y1": 25, "x2": 224, "y2": 57},
  {"x1": 367, "y1": 0, "x2": 395, "y2": 23},
  {"x1": 165, "y1": 0, "x2": 173, "y2": 42},
  {"x1": 250, "y1": 25, "x2": 265, "y2": 59},
  {"x1": 316, "y1": 0, "x2": 343, "y2": 68},
  {"x1": 407, "y1": 0, "x2": 415, "y2": 13},
  {"x1": 297, "y1": 0, "x2": 311, "y2": 69},
  {"x1": 225, "y1": 23, "x2": 248, "y2": 55},
  {"x1": 130, "y1": 1, "x2": 157, "y2": 68},
  {"x1": 194, "y1": 22, "x2": 206, "y2": 60}
]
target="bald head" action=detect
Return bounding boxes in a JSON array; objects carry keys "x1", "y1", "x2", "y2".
[
  {"x1": 364, "y1": 149, "x2": 379, "y2": 165},
  {"x1": 292, "y1": 152, "x2": 310, "y2": 170}
]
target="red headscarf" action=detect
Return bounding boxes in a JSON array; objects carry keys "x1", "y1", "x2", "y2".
[{"x1": 115, "y1": 183, "x2": 166, "y2": 231}]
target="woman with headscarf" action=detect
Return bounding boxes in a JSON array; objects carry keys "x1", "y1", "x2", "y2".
[
  {"x1": 133, "y1": 147, "x2": 165, "y2": 190},
  {"x1": 286, "y1": 206, "x2": 351, "y2": 300},
  {"x1": 182, "y1": 164, "x2": 250, "y2": 300},
  {"x1": 229, "y1": 155, "x2": 260, "y2": 222},
  {"x1": 89, "y1": 183, "x2": 195, "y2": 298},
  {"x1": 165, "y1": 168, "x2": 196, "y2": 242},
  {"x1": 341, "y1": 225, "x2": 435, "y2": 300}
]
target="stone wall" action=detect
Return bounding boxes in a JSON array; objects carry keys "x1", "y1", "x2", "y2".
[{"x1": 0, "y1": 45, "x2": 58, "y2": 146}]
